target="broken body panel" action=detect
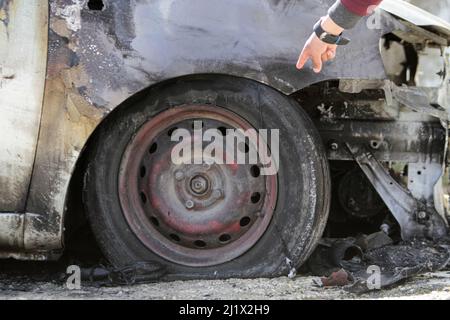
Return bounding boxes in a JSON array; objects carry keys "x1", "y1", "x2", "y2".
[{"x1": 0, "y1": 0, "x2": 449, "y2": 259}]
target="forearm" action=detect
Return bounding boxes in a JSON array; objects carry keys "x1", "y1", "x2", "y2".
[
  {"x1": 297, "y1": 0, "x2": 383, "y2": 72},
  {"x1": 320, "y1": 15, "x2": 344, "y2": 36},
  {"x1": 328, "y1": 0, "x2": 383, "y2": 29}
]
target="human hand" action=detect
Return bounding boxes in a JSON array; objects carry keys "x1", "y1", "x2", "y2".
[
  {"x1": 296, "y1": 16, "x2": 343, "y2": 73},
  {"x1": 296, "y1": 34, "x2": 337, "y2": 73}
]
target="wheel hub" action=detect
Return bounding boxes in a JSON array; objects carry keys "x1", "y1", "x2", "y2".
[
  {"x1": 190, "y1": 175, "x2": 209, "y2": 195},
  {"x1": 118, "y1": 105, "x2": 278, "y2": 267},
  {"x1": 175, "y1": 162, "x2": 225, "y2": 211}
]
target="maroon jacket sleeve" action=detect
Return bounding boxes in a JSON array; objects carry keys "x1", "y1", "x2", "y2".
[
  {"x1": 341, "y1": 0, "x2": 383, "y2": 16},
  {"x1": 328, "y1": 0, "x2": 383, "y2": 29}
]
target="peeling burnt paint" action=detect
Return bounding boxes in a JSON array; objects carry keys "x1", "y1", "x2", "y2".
[
  {"x1": 43, "y1": 0, "x2": 394, "y2": 113},
  {"x1": 0, "y1": 1, "x2": 48, "y2": 214},
  {"x1": 0, "y1": 0, "x2": 11, "y2": 30},
  {"x1": 52, "y1": 0, "x2": 86, "y2": 32}
]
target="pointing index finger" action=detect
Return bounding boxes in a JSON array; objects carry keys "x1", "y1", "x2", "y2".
[{"x1": 296, "y1": 50, "x2": 310, "y2": 70}]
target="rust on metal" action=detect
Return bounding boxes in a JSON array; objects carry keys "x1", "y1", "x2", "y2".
[{"x1": 118, "y1": 105, "x2": 278, "y2": 267}]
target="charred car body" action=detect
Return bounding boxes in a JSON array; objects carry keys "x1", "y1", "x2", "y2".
[{"x1": 0, "y1": 0, "x2": 450, "y2": 279}]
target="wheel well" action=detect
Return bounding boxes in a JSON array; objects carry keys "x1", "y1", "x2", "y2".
[
  {"x1": 63, "y1": 76, "x2": 357, "y2": 239},
  {"x1": 63, "y1": 74, "x2": 385, "y2": 261},
  {"x1": 63, "y1": 73, "x2": 295, "y2": 247}
]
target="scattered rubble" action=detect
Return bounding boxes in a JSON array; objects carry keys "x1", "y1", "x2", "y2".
[
  {"x1": 0, "y1": 228, "x2": 449, "y2": 298},
  {"x1": 306, "y1": 233, "x2": 450, "y2": 294},
  {"x1": 314, "y1": 269, "x2": 352, "y2": 287}
]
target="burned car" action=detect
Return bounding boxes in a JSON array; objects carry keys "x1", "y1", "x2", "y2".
[{"x1": 0, "y1": 0, "x2": 450, "y2": 280}]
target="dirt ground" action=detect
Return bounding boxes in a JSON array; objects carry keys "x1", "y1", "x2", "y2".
[
  {"x1": 0, "y1": 271, "x2": 449, "y2": 300},
  {"x1": 1, "y1": 236, "x2": 449, "y2": 300}
]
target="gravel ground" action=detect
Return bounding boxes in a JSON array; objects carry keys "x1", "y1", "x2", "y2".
[{"x1": 1, "y1": 271, "x2": 449, "y2": 300}]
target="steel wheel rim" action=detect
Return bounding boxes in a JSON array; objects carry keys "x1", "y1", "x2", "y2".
[{"x1": 118, "y1": 105, "x2": 278, "y2": 267}]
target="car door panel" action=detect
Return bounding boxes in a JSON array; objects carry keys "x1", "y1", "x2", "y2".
[{"x1": 0, "y1": 1, "x2": 48, "y2": 211}]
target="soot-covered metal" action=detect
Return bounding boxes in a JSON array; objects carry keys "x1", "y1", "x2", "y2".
[{"x1": 0, "y1": 0, "x2": 449, "y2": 261}]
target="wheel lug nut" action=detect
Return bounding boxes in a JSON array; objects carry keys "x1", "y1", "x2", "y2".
[
  {"x1": 418, "y1": 211, "x2": 427, "y2": 220},
  {"x1": 185, "y1": 200, "x2": 195, "y2": 209},
  {"x1": 175, "y1": 170, "x2": 185, "y2": 181},
  {"x1": 213, "y1": 189, "x2": 223, "y2": 199},
  {"x1": 190, "y1": 175, "x2": 209, "y2": 195}
]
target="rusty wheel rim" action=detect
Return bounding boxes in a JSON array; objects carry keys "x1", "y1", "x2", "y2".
[{"x1": 119, "y1": 105, "x2": 278, "y2": 267}]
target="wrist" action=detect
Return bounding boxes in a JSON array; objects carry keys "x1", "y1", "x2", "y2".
[
  {"x1": 320, "y1": 15, "x2": 344, "y2": 37},
  {"x1": 313, "y1": 17, "x2": 351, "y2": 46}
]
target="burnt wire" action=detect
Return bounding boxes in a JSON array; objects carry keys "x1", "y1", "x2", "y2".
[{"x1": 80, "y1": 261, "x2": 167, "y2": 286}]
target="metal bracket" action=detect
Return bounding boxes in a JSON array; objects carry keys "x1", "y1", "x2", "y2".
[
  {"x1": 386, "y1": 82, "x2": 448, "y2": 121},
  {"x1": 346, "y1": 144, "x2": 447, "y2": 240}
]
